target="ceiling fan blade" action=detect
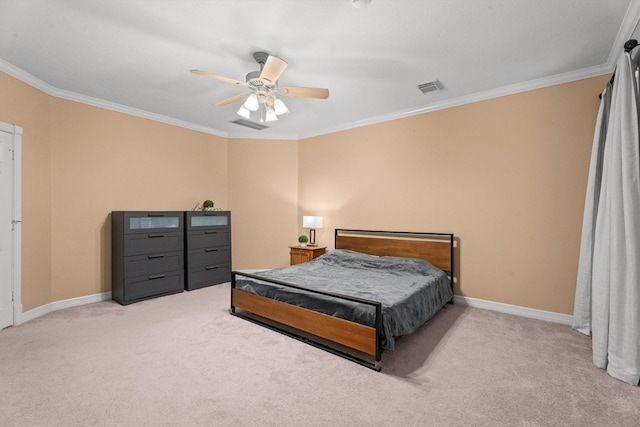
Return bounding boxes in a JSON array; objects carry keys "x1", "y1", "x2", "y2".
[
  {"x1": 259, "y1": 55, "x2": 288, "y2": 85},
  {"x1": 279, "y1": 86, "x2": 330, "y2": 99},
  {"x1": 214, "y1": 93, "x2": 248, "y2": 107},
  {"x1": 191, "y1": 69, "x2": 248, "y2": 87}
]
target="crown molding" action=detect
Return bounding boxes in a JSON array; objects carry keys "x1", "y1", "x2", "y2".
[
  {"x1": 0, "y1": 59, "x2": 228, "y2": 138},
  {"x1": 298, "y1": 62, "x2": 614, "y2": 140},
  {"x1": 298, "y1": 2, "x2": 640, "y2": 140},
  {"x1": 609, "y1": 0, "x2": 640, "y2": 65},
  {"x1": 0, "y1": 57, "x2": 617, "y2": 142},
  {"x1": 3, "y1": 0, "x2": 637, "y2": 145}
]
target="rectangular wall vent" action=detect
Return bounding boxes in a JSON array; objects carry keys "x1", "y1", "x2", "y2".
[
  {"x1": 417, "y1": 80, "x2": 444, "y2": 94},
  {"x1": 231, "y1": 119, "x2": 269, "y2": 130}
]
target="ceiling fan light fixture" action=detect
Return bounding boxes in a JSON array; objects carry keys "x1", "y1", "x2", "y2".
[
  {"x1": 236, "y1": 105, "x2": 251, "y2": 119},
  {"x1": 244, "y1": 93, "x2": 259, "y2": 111},
  {"x1": 193, "y1": 52, "x2": 329, "y2": 123},
  {"x1": 274, "y1": 98, "x2": 288, "y2": 115},
  {"x1": 265, "y1": 107, "x2": 278, "y2": 122}
]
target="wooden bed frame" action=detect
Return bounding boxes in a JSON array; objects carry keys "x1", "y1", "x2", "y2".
[{"x1": 230, "y1": 229, "x2": 454, "y2": 371}]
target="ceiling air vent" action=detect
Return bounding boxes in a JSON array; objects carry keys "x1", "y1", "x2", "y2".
[
  {"x1": 417, "y1": 80, "x2": 444, "y2": 94},
  {"x1": 231, "y1": 119, "x2": 269, "y2": 130}
]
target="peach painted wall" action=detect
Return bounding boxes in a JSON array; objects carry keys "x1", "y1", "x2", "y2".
[
  {"x1": 228, "y1": 138, "x2": 298, "y2": 269},
  {"x1": 298, "y1": 75, "x2": 610, "y2": 315},
  {"x1": 48, "y1": 100, "x2": 228, "y2": 302},
  {"x1": 1, "y1": 72, "x2": 228, "y2": 310},
  {"x1": 1, "y1": 69, "x2": 609, "y2": 316}
]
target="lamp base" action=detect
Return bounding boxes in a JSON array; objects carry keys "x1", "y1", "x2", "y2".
[{"x1": 308, "y1": 229, "x2": 317, "y2": 247}]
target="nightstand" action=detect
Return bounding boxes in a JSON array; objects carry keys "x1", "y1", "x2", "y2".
[{"x1": 289, "y1": 246, "x2": 326, "y2": 265}]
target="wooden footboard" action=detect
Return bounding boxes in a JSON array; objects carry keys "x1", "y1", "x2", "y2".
[
  {"x1": 230, "y1": 271, "x2": 383, "y2": 370},
  {"x1": 232, "y1": 288, "x2": 377, "y2": 355}
]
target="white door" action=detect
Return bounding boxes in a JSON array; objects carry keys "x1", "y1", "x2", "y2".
[{"x1": 0, "y1": 125, "x2": 19, "y2": 329}]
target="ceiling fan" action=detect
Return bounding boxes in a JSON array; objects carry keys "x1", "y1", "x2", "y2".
[{"x1": 191, "y1": 52, "x2": 330, "y2": 123}]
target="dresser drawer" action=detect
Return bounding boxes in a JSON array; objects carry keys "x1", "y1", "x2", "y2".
[
  {"x1": 123, "y1": 271, "x2": 184, "y2": 303},
  {"x1": 123, "y1": 251, "x2": 183, "y2": 277},
  {"x1": 123, "y1": 231, "x2": 183, "y2": 256},
  {"x1": 187, "y1": 229, "x2": 230, "y2": 249},
  {"x1": 122, "y1": 211, "x2": 183, "y2": 234},
  {"x1": 289, "y1": 246, "x2": 326, "y2": 265},
  {"x1": 187, "y1": 246, "x2": 230, "y2": 268},
  {"x1": 186, "y1": 264, "x2": 230, "y2": 290},
  {"x1": 186, "y1": 211, "x2": 230, "y2": 230}
]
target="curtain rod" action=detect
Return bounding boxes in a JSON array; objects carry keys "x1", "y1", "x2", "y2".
[
  {"x1": 598, "y1": 39, "x2": 638, "y2": 99},
  {"x1": 624, "y1": 39, "x2": 638, "y2": 53}
]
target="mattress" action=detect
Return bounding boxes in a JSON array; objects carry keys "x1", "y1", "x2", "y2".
[{"x1": 234, "y1": 249, "x2": 453, "y2": 349}]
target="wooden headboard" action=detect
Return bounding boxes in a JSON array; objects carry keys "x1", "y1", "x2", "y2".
[{"x1": 334, "y1": 229, "x2": 454, "y2": 274}]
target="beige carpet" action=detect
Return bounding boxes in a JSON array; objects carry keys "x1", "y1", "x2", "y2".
[{"x1": 1, "y1": 283, "x2": 638, "y2": 427}]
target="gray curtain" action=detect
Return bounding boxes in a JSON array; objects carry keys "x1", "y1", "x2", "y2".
[{"x1": 573, "y1": 45, "x2": 640, "y2": 386}]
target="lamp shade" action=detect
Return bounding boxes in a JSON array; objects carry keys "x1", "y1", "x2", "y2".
[
  {"x1": 244, "y1": 93, "x2": 259, "y2": 111},
  {"x1": 274, "y1": 98, "x2": 289, "y2": 115},
  {"x1": 302, "y1": 216, "x2": 323, "y2": 229},
  {"x1": 236, "y1": 105, "x2": 251, "y2": 119},
  {"x1": 265, "y1": 107, "x2": 278, "y2": 122}
]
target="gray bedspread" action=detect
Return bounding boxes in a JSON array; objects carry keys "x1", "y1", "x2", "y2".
[{"x1": 234, "y1": 249, "x2": 453, "y2": 350}]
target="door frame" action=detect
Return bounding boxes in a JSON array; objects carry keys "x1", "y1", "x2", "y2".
[{"x1": 0, "y1": 121, "x2": 22, "y2": 326}]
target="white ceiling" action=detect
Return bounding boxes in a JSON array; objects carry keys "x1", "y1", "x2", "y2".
[{"x1": 1, "y1": 0, "x2": 639, "y2": 140}]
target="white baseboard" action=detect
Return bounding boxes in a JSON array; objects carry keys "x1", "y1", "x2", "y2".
[
  {"x1": 453, "y1": 295, "x2": 573, "y2": 325},
  {"x1": 15, "y1": 289, "x2": 573, "y2": 327},
  {"x1": 17, "y1": 291, "x2": 112, "y2": 325}
]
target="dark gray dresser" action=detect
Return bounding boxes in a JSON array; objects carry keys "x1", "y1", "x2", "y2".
[
  {"x1": 185, "y1": 211, "x2": 231, "y2": 290},
  {"x1": 111, "y1": 211, "x2": 184, "y2": 305}
]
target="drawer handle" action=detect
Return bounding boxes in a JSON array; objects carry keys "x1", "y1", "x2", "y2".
[
  {"x1": 147, "y1": 234, "x2": 165, "y2": 238},
  {"x1": 148, "y1": 254, "x2": 165, "y2": 259},
  {"x1": 205, "y1": 248, "x2": 218, "y2": 252},
  {"x1": 205, "y1": 266, "x2": 219, "y2": 270},
  {"x1": 204, "y1": 231, "x2": 218, "y2": 235},
  {"x1": 148, "y1": 274, "x2": 166, "y2": 280}
]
